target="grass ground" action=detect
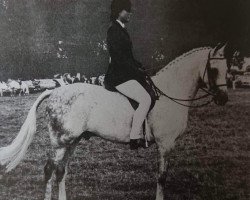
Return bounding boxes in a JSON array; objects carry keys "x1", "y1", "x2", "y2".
[{"x1": 0, "y1": 89, "x2": 249, "y2": 200}]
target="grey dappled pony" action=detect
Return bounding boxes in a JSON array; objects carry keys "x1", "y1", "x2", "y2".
[{"x1": 0, "y1": 44, "x2": 229, "y2": 200}]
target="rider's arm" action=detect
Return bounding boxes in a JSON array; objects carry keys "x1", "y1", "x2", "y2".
[{"x1": 107, "y1": 27, "x2": 140, "y2": 73}]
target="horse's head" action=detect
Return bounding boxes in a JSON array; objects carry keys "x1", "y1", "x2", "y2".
[{"x1": 200, "y1": 44, "x2": 229, "y2": 106}]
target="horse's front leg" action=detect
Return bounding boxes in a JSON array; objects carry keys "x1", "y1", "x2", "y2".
[{"x1": 156, "y1": 147, "x2": 169, "y2": 200}]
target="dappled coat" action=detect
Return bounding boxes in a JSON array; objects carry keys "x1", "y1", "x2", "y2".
[{"x1": 104, "y1": 21, "x2": 145, "y2": 88}]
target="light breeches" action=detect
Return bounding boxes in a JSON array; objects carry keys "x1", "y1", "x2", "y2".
[{"x1": 116, "y1": 80, "x2": 151, "y2": 139}]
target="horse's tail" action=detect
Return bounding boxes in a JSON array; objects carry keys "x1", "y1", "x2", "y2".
[{"x1": 0, "y1": 89, "x2": 52, "y2": 172}]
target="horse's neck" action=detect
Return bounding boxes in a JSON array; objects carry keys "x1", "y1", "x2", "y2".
[{"x1": 152, "y1": 49, "x2": 209, "y2": 102}]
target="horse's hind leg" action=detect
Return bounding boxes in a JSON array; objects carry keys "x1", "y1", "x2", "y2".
[
  {"x1": 44, "y1": 136, "x2": 82, "y2": 200},
  {"x1": 55, "y1": 147, "x2": 68, "y2": 200},
  {"x1": 44, "y1": 147, "x2": 69, "y2": 200},
  {"x1": 57, "y1": 137, "x2": 82, "y2": 200},
  {"x1": 44, "y1": 158, "x2": 55, "y2": 200},
  {"x1": 44, "y1": 147, "x2": 66, "y2": 200}
]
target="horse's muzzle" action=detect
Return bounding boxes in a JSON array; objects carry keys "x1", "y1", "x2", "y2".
[{"x1": 213, "y1": 90, "x2": 228, "y2": 106}]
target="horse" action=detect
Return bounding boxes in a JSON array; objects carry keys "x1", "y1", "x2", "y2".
[
  {"x1": 19, "y1": 81, "x2": 30, "y2": 95},
  {"x1": 7, "y1": 79, "x2": 21, "y2": 96},
  {"x1": 0, "y1": 81, "x2": 9, "y2": 97},
  {"x1": 0, "y1": 44, "x2": 229, "y2": 200},
  {"x1": 23, "y1": 80, "x2": 35, "y2": 92}
]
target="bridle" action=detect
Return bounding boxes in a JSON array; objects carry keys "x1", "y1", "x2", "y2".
[
  {"x1": 201, "y1": 51, "x2": 228, "y2": 93},
  {"x1": 149, "y1": 49, "x2": 229, "y2": 108}
]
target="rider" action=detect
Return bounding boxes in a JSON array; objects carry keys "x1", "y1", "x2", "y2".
[{"x1": 104, "y1": 0, "x2": 151, "y2": 150}]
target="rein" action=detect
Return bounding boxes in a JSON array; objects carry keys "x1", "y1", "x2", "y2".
[{"x1": 147, "y1": 50, "x2": 227, "y2": 108}]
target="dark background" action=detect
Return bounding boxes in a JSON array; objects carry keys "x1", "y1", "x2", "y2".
[{"x1": 0, "y1": 0, "x2": 249, "y2": 80}]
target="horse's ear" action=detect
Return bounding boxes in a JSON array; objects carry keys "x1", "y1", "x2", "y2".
[{"x1": 211, "y1": 42, "x2": 227, "y2": 57}]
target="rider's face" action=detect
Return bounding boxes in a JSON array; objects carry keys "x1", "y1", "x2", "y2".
[{"x1": 118, "y1": 9, "x2": 132, "y2": 23}]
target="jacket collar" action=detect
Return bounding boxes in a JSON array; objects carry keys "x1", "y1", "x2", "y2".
[
  {"x1": 116, "y1": 19, "x2": 125, "y2": 28},
  {"x1": 113, "y1": 20, "x2": 129, "y2": 37}
]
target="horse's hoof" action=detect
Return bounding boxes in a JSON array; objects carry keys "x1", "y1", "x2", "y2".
[{"x1": 130, "y1": 139, "x2": 146, "y2": 150}]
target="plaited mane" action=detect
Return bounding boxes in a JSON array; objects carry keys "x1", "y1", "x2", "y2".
[{"x1": 156, "y1": 47, "x2": 212, "y2": 75}]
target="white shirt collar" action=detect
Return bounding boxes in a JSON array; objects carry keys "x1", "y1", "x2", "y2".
[{"x1": 116, "y1": 19, "x2": 125, "y2": 28}]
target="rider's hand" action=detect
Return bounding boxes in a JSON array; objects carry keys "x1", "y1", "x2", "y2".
[{"x1": 138, "y1": 67, "x2": 147, "y2": 75}]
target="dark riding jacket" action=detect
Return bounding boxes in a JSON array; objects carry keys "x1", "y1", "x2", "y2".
[{"x1": 104, "y1": 20, "x2": 144, "y2": 88}]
